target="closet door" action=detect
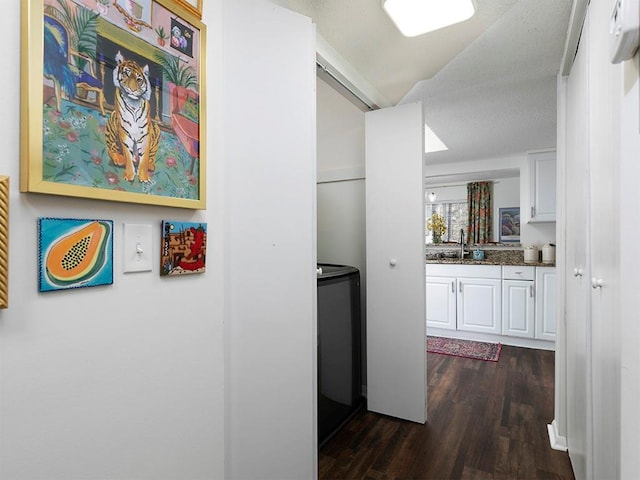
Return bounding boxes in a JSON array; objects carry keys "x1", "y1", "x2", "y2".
[
  {"x1": 564, "y1": 14, "x2": 591, "y2": 480},
  {"x1": 587, "y1": 0, "x2": 621, "y2": 477},
  {"x1": 365, "y1": 102, "x2": 426, "y2": 423}
]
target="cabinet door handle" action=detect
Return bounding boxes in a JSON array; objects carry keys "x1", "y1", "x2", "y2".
[
  {"x1": 459, "y1": 282, "x2": 462, "y2": 293},
  {"x1": 591, "y1": 277, "x2": 604, "y2": 289},
  {"x1": 451, "y1": 281, "x2": 455, "y2": 293},
  {"x1": 531, "y1": 206, "x2": 535, "y2": 218},
  {"x1": 573, "y1": 267, "x2": 583, "y2": 277},
  {"x1": 530, "y1": 285, "x2": 534, "y2": 298}
]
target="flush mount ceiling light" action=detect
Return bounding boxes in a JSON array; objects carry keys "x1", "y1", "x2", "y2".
[{"x1": 383, "y1": 0, "x2": 476, "y2": 37}]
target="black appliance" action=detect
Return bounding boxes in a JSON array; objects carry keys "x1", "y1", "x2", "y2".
[{"x1": 317, "y1": 263, "x2": 364, "y2": 446}]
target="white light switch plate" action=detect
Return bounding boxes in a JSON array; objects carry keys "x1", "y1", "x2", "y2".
[{"x1": 123, "y1": 223, "x2": 153, "y2": 273}]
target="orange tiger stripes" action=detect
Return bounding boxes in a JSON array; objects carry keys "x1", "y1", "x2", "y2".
[{"x1": 105, "y1": 51, "x2": 160, "y2": 183}]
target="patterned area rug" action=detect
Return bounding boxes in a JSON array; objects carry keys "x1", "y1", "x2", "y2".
[{"x1": 427, "y1": 336, "x2": 502, "y2": 362}]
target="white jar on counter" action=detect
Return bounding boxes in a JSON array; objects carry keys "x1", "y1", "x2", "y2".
[
  {"x1": 524, "y1": 245, "x2": 539, "y2": 264},
  {"x1": 542, "y1": 243, "x2": 556, "y2": 264}
]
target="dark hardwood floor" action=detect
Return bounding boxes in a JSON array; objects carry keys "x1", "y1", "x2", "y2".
[{"x1": 319, "y1": 346, "x2": 575, "y2": 480}]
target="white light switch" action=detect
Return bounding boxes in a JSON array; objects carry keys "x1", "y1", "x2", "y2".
[{"x1": 123, "y1": 223, "x2": 153, "y2": 273}]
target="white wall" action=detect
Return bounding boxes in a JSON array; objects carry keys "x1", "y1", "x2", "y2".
[
  {"x1": 317, "y1": 79, "x2": 365, "y2": 177},
  {"x1": 223, "y1": 1, "x2": 317, "y2": 479},
  {"x1": 0, "y1": 1, "x2": 225, "y2": 478}
]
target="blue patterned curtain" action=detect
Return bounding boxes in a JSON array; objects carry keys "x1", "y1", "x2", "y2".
[{"x1": 467, "y1": 181, "x2": 493, "y2": 244}]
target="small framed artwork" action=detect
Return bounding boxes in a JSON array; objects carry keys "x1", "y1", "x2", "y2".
[
  {"x1": 38, "y1": 217, "x2": 114, "y2": 292},
  {"x1": 160, "y1": 220, "x2": 207, "y2": 276},
  {"x1": 499, "y1": 207, "x2": 521, "y2": 243},
  {"x1": 170, "y1": 18, "x2": 195, "y2": 57},
  {"x1": 0, "y1": 176, "x2": 8, "y2": 308},
  {"x1": 21, "y1": 0, "x2": 206, "y2": 209}
]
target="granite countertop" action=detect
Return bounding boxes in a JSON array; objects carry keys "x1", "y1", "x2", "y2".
[{"x1": 425, "y1": 249, "x2": 555, "y2": 267}]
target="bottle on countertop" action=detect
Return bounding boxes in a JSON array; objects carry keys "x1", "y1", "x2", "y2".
[
  {"x1": 542, "y1": 243, "x2": 556, "y2": 264},
  {"x1": 524, "y1": 245, "x2": 539, "y2": 264}
]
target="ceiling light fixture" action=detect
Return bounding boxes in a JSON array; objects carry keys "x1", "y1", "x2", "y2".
[
  {"x1": 382, "y1": 0, "x2": 476, "y2": 37},
  {"x1": 428, "y1": 192, "x2": 437, "y2": 203}
]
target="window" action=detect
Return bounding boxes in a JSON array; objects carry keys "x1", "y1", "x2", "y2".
[{"x1": 426, "y1": 201, "x2": 468, "y2": 243}]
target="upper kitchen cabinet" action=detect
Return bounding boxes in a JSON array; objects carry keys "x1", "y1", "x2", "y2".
[{"x1": 525, "y1": 150, "x2": 557, "y2": 223}]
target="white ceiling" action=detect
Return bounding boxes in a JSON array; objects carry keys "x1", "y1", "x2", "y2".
[{"x1": 273, "y1": 0, "x2": 574, "y2": 164}]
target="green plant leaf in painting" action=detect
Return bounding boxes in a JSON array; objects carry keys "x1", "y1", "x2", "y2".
[
  {"x1": 154, "y1": 52, "x2": 198, "y2": 89},
  {"x1": 54, "y1": 0, "x2": 99, "y2": 68}
]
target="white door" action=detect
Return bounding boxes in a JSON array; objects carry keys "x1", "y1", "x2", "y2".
[
  {"x1": 502, "y1": 280, "x2": 535, "y2": 338},
  {"x1": 587, "y1": 0, "x2": 621, "y2": 476},
  {"x1": 365, "y1": 102, "x2": 426, "y2": 423},
  {"x1": 456, "y1": 278, "x2": 501, "y2": 335},
  {"x1": 426, "y1": 276, "x2": 457, "y2": 330},
  {"x1": 564, "y1": 13, "x2": 591, "y2": 480}
]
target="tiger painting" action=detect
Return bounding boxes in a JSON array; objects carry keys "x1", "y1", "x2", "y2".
[{"x1": 105, "y1": 51, "x2": 160, "y2": 183}]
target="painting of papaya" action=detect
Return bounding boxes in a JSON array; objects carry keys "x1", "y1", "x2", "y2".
[{"x1": 38, "y1": 217, "x2": 114, "y2": 292}]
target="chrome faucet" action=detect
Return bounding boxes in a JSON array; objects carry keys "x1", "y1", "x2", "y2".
[{"x1": 460, "y1": 229, "x2": 469, "y2": 259}]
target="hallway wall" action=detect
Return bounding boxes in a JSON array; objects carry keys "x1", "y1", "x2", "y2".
[{"x1": 0, "y1": 1, "x2": 225, "y2": 478}]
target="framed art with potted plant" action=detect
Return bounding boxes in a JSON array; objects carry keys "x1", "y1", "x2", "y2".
[{"x1": 21, "y1": 0, "x2": 206, "y2": 209}]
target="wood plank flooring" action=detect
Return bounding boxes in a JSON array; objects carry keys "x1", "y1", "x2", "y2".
[{"x1": 319, "y1": 346, "x2": 575, "y2": 480}]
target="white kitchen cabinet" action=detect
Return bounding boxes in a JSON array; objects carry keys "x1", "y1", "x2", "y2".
[
  {"x1": 426, "y1": 264, "x2": 502, "y2": 335},
  {"x1": 425, "y1": 276, "x2": 456, "y2": 330},
  {"x1": 426, "y1": 264, "x2": 557, "y2": 347},
  {"x1": 502, "y1": 279, "x2": 536, "y2": 338},
  {"x1": 457, "y1": 277, "x2": 502, "y2": 335},
  {"x1": 535, "y1": 267, "x2": 556, "y2": 341},
  {"x1": 526, "y1": 150, "x2": 556, "y2": 223},
  {"x1": 502, "y1": 266, "x2": 536, "y2": 338}
]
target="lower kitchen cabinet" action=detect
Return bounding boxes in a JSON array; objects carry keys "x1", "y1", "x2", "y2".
[
  {"x1": 425, "y1": 276, "x2": 456, "y2": 330},
  {"x1": 457, "y1": 277, "x2": 502, "y2": 335},
  {"x1": 426, "y1": 263, "x2": 556, "y2": 346},
  {"x1": 502, "y1": 279, "x2": 536, "y2": 338},
  {"x1": 426, "y1": 264, "x2": 502, "y2": 335},
  {"x1": 535, "y1": 266, "x2": 557, "y2": 341}
]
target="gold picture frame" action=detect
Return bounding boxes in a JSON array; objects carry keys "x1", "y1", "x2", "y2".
[
  {"x1": 21, "y1": 0, "x2": 206, "y2": 209},
  {"x1": 0, "y1": 176, "x2": 8, "y2": 309},
  {"x1": 176, "y1": 0, "x2": 202, "y2": 19}
]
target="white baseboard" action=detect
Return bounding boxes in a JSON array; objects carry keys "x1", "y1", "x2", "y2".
[
  {"x1": 547, "y1": 419, "x2": 568, "y2": 451},
  {"x1": 427, "y1": 327, "x2": 555, "y2": 351}
]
